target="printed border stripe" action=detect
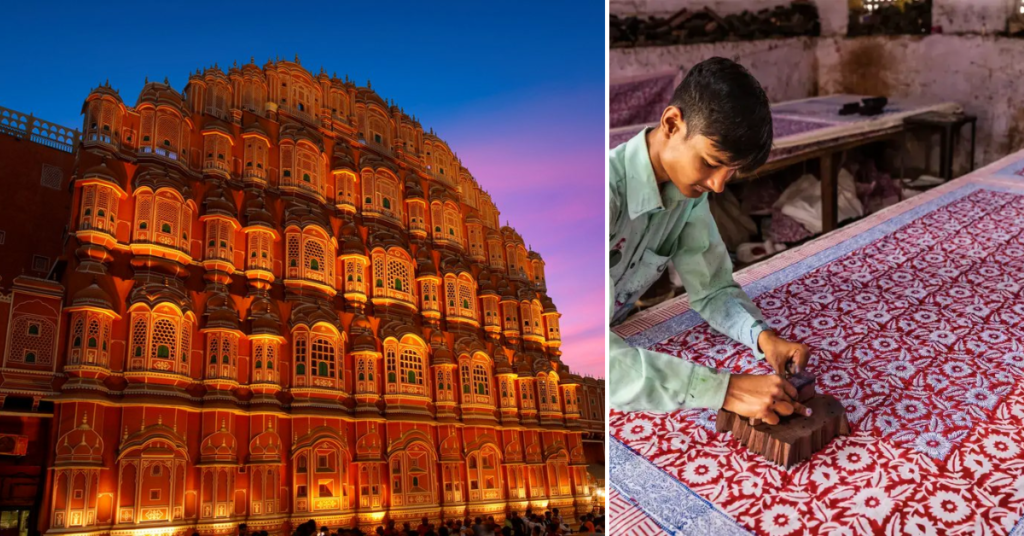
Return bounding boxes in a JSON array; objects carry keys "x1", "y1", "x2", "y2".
[{"x1": 610, "y1": 438, "x2": 753, "y2": 536}]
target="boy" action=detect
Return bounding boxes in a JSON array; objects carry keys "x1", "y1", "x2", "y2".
[{"x1": 609, "y1": 57, "x2": 811, "y2": 424}]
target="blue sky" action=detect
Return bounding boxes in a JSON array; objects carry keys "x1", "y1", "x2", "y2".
[{"x1": 0, "y1": 1, "x2": 607, "y2": 377}]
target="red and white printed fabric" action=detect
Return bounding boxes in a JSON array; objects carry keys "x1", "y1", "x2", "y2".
[{"x1": 610, "y1": 150, "x2": 1024, "y2": 536}]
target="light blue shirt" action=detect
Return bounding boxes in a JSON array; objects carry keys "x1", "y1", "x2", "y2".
[{"x1": 609, "y1": 128, "x2": 768, "y2": 412}]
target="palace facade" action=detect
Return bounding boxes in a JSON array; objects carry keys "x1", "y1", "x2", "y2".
[{"x1": 0, "y1": 57, "x2": 605, "y2": 536}]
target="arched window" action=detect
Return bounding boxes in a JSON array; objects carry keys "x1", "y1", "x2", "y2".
[
  {"x1": 251, "y1": 340, "x2": 280, "y2": 384},
  {"x1": 284, "y1": 227, "x2": 336, "y2": 290},
  {"x1": 383, "y1": 336, "x2": 427, "y2": 396},
  {"x1": 127, "y1": 305, "x2": 192, "y2": 375},
  {"x1": 204, "y1": 218, "x2": 235, "y2": 262},
  {"x1": 467, "y1": 445, "x2": 502, "y2": 502},
  {"x1": 335, "y1": 170, "x2": 356, "y2": 209},
  {"x1": 292, "y1": 325, "x2": 343, "y2": 389},
  {"x1": 443, "y1": 202, "x2": 462, "y2": 244},
  {"x1": 205, "y1": 331, "x2": 238, "y2": 380},
  {"x1": 246, "y1": 230, "x2": 273, "y2": 272},
  {"x1": 242, "y1": 136, "x2": 268, "y2": 182},
  {"x1": 292, "y1": 440, "x2": 349, "y2": 514},
  {"x1": 280, "y1": 142, "x2": 325, "y2": 199},
  {"x1": 367, "y1": 110, "x2": 391, "y2": 149},
  {"x1": 443, "y1": 273, "x2": 477, "y2": 322},
  {"x1": 389, "y1": 443, "x2": 436, "y2": 507},
  {"x1": 370, "y1": 248, "x2": 415, "y2": 306},
  {"x1": 459, "y1": 353, "x2": 492, "y2": 405},
  {"x1": 202, "y1": 132, "x2": 232, "y2": 176},
  {"x1": 78, "y1": 183, "x2": 119, "y2": 234},
  {"x1": 371, "y1": 170, "x2": 401, "y2": 221},
  {"x1": 133, "y1": 189, "x2": 192, "y2": 255}
]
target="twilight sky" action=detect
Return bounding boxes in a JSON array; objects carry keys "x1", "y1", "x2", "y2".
[{"x1": 0, "y1": 2, "x2": 606, "y2": 377}]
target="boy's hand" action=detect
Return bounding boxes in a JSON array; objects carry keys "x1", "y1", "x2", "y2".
[
  {"x1": 722, "y1": 374, "x2": 811, "y2": 424},
  {"x1": 758, "y1": 330, "x2": 810, "y2": 376}
]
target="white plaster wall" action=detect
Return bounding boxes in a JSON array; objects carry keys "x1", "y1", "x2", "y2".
[
  {"x1": 609, "y1": 0, "x2": 848, "y2": 36},
  {"x1": 817, "y1": 35, "x2": 1024, "y2": 169},
  {"x1": 933, "y1": 0, "x2": 1015, "y2": 34},
  {"x1": 610, "y1": 38, "x2": 819, "y2": 103},
  {"x1": 610, "y1": 1, "x2": 1024, "y2": 171}
]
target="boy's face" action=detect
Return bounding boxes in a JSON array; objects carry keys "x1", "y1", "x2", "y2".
[{"x1": 657, "y1": 109, "x2": 740, "y2": 198}]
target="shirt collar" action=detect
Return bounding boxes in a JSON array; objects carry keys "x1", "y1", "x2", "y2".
[{"x1": 623, "y1": 127, "x2": 688, "y2": 219}]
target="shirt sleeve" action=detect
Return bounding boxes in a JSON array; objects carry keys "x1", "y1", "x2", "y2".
[
  {"x1": 608, "y1": 276, "x2": 732, "y2": 412},
  {"x1": 671, "y1": 193, "x2": 768, "y2": 359}
]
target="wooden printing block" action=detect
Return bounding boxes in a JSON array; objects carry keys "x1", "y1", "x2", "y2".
[{"x1": 716, "y1": 394, "x2": 849, "y2": 468}]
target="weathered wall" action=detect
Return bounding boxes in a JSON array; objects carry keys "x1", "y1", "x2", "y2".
[
  {"x1": 933, "y1": 0, "x2": 1012, "y2": 34},
  {"x1": 610, "y1": 0, "x2": 848, "y2": 36},
  {"x1": 610, "y1": 37, "x2": 820, "y2": 103},
  {"x1": 610, "y1": 1, "x2": 1024, "y2": 172},
  {"x1": 817, "y1": 35, "x2": 1024, "y2": 169}
]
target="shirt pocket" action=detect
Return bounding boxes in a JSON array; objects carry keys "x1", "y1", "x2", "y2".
[{"x1": 621, "y1": 248, "x2": 671, "y2": 297}]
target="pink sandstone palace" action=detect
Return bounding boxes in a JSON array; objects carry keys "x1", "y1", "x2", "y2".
[{"x1": 0, "y1": 56, "x2": 605, "y2": 536}]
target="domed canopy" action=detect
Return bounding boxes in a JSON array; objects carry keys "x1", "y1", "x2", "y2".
[
  {"x1": 243, "y1": 120, "x2": 269, "y2": 138},
  {"x1": 289, "y1": 300, "x2": 339, "y2": 329},
  {"x1": 332, "y1": 149, "x2": 355, "y2": 171},
  {"x1": 81, "y1": 158, "x2": 125, "y2": 191},
  {"x1": 284, "y1": 200, "x2": 331, "y2": 231},
  {"x1": 133, "y1": 165, "x2": 190, "y2": 197},
  {"x1": 203, "y1": 291, "x2": 240, "y2": 331},
  {"x1": 249, "y1": 295, "x2": 282, "y2": 336},
  {"x1": 405, "y1": 179, "x2": 424, "y2": 200},
  {"x1": 203, "y1": 186, "x2": 237, "y2": 218},
  {"x1": 350, "y1": 314, "x2": 377, "y2": 353},
  {"x1": 339, "y1": 221, "x2": 365, "y2": 256},
  {"x1": 71, "y1": 281, "x2": 115, "y2": 311},
  {"x1": 416, "y1": 247, "x2": 437, "y2": 278},
  {"x1": 541, "y1": 295, "x2": 558, "y2": 314},
  {"x1": 430, "y1": 332, "x2": 454, "y2": 366},
  {"x1": 244, "y1": 195, "x2": 274, "y2": 229}
]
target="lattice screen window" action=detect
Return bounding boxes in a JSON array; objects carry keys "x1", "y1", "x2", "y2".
[
  {"x1": 400, "y1": 348, "x2": 424, "y2": 389},
  {"x1": 506, "y1": 244, "x2": 518, "y2": 274},
  {"x1": 286, "y1": 234, "x2": 301, "y2": 278},
  {"x1": 386, "y1": 346, "x2": 397, "y2": 384},
  {"x1": 303, "y1": 238, "x2": 327, "y2": 282},
  {"x1": 431, "y1": 203, "x2": 444, "y2": 238},
  {"x1": 483, "y1": 299, "x2": 498, "y2": 327},
  {"x1": 461, "y1": 364, "x2": 472, "y2": 395},
  {"x1": 532, "y1": 302, "x2": 544, "y2": 333},
  {"x1": 488, "y1": 241, "x2": 504, "y2": 270},
  {"x1": 361, "y1": 170, "x2": 374, "y2": 208},
  {"x1": 280, "y1": 144, "x2": 294, "y2": 185},
  {"x1": 294, "y1": 336, "x2": 307, "y2": 379},
  {"x1": 8, "y1": 316, "x2": 55, "y2": 365},
  {"x1": 458, "y1": 277, "x2": 475, "y2": 319},
  {"x1": 445, "y1": 277, "x2": 458, "y2": 317},
  {"x1": 40, "y1": 164, "x2": 62, "y2": 190},
  {"x1": 310, "y1": 336, "x2": 337, "y2": 381},
  {"x1": 503, "y1": 303, "x2": 519, "y2": 331},
  {"x1": 345, "y1": 260, "x2": 365, "y2": 294},
  {"x1": 521, "y1": 302, "x2": 534, "y2": 335},
  {"x1": 150, "y1": 318, "x2": 178, "y2": 362},
  {"x1": 473, "y1": 364, "x2": 490, "y2": 397},
  {"x1": 443, "y1": 204, "x2": 461, "y2": 243},
  {"x1": 386, "y1": 253, "x2": 412, "y2": 296},
  {"x1": 32, "y1": 255, "x2": 49, "y2": 273}
]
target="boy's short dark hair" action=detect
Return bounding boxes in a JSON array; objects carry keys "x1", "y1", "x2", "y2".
[{"x1": 669, "y1": 57, "x2": 773, "y2": 173}]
